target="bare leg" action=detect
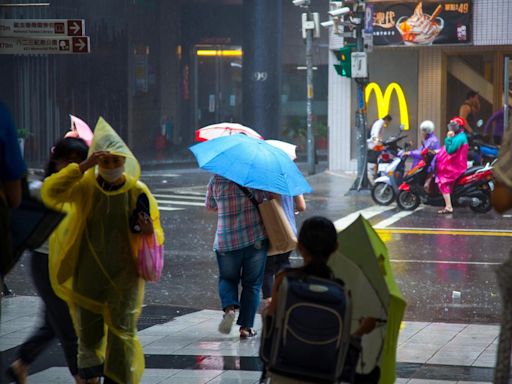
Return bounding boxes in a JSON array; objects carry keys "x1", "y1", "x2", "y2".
[{"x1": 439, "y1": 193, "x2": 453, "y2": 213}]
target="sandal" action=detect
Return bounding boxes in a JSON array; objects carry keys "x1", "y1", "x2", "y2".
[
  {"x1": 6, "y1": 360, "x2": 28, "y2": 384},
  {"x1": 240, "y1": 327, "x2": 257, "y2": 338},
  {"x1": 438, "y1": 208, "x2": 453, "y2": 214}
]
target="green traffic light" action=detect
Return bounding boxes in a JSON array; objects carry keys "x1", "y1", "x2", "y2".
[{"x1": 333, "y1": 46, "x2": 352, "y2": 78}]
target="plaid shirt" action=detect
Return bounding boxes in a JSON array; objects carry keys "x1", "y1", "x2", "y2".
[{"x1": 206, "y1": 175, "x2": 269, "y2": 252}]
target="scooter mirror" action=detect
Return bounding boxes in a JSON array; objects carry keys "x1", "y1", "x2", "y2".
[{"x1": 476, "y1": 119, "x2": 484, "y2": 128}]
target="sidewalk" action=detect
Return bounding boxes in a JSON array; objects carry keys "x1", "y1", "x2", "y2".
[{"x1": 0, "y1": 296, "x2": 498, "y2": 383}]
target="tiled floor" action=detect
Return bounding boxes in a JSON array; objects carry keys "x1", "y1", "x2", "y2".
[{"x1": 0, "y1": 296, "x2": 500, "y2": 383}]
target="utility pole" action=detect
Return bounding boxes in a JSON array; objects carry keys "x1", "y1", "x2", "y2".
[
  {"x1": 305, "y1": 6, "x2": 315, "y2": 175},
  {"x1": 351, "y1": 3, "x2": 370, "y2": 191},
  {"x1": 322, "y1": 0, "x2": 370, "y2": 191},
  {"x1": 293, "y1": 0, "x2": 319, "y2": 175}
]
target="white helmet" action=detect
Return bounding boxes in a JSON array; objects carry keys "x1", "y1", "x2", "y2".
[{"x1": 419, "y1": 120, "x2": 435, "y2": 134}]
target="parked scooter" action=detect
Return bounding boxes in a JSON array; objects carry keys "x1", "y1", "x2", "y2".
[
  {"x1": 371, "y1": 148, "x2": 409, "y2": 205},
  {"x1": 396, "y1": 149, "x2": 494, "y2": 213},
  {"x1": 374, "y1": 133, "x2": 408, "y2": 177},
  {"x1": 470, "y1": 134, "x2": 499, "y2": 166}
]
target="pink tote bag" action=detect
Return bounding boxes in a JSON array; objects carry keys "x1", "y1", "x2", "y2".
[{"x1": 137, "y1": 233, "x2": 164, "y2": 282}]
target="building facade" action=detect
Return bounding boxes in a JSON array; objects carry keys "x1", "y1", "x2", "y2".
[
  {"x1": 1, "y1": 0, "x2": 330, "y2": 167},
  {"x1": 329, "y1": 0, "x2": 512, "y2": 172}
]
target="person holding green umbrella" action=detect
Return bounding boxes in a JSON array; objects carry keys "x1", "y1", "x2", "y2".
[{"x1": 328, "y1": 215, "x2": 406, "y2": 384}]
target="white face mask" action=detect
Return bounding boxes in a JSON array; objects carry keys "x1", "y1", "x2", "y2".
[{"x1": 99, "y1": 166, "x2": 125, "y2": 183}]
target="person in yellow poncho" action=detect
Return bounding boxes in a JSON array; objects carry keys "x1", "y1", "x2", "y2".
[{"x1": 41, "y1": 117, "x2": 164, "y2": 384}]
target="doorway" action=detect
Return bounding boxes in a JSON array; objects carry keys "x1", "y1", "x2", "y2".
[{"x1": 192, "y1": 45, "x2": 243, "y2": 130}]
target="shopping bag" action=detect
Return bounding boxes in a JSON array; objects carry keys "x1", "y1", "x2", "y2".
[
  {"x1": 258, "y1": 198, "x2": 297, "y2": 256},
  {"x1": 137, "y1": 233, "x2": 164, "y2": 282}
]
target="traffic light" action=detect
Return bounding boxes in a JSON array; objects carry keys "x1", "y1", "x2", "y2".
[{"x1": 333, "y1": 46, "x2": 352, "y2": 78}]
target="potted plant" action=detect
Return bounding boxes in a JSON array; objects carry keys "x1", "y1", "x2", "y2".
[
  {"x1": 315, "y1": 121, "x2": 328, "y2": 150},
  {"x1": 17, "y1": 128, "x2": 31, "y2": 157}
]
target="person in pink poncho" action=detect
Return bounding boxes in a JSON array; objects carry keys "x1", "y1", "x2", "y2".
[{"x1": 435, "y1": 117, "x2": 469, "y2": 214}]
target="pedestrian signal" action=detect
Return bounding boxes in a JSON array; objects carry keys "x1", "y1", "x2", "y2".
[{"x1": 333, "y1": 46, "x2": 352, "y2": 78}]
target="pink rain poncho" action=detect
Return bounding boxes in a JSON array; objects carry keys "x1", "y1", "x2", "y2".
[{"x1": 435, "y1": 131, "x2": 468, "y2": 194}]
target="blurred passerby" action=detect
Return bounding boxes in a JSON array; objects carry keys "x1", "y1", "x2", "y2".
[
  {"x1": 435, "y1": 117, "x2": 469, "y2": 214},
  {"x1": 7, "y1": 137, "x2": 89, "y2": 384},
  {"x1": 491, "y1": 119, "x2": 512, "y2": 384},
  {"x1": 0, "y1": 100, "x2": 26, "y2": 296},
  {"x1": 206, "y1": 175, "x2": 269, "y2": 338},
  {"x1": 483, "y1": 106, "x2": 510, "y2": 145},
  {"x1": 261, "y1": 194, "x2": 305, "y2": 303},
  {"x1": 42, "y1": 118, "x2": 164, "y2": 384},
  {"x1": 458, "y1": 90, "x2": 480, "y2": 134}
]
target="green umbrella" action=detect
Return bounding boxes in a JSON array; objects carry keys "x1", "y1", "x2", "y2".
[{"x1": 328, "y1": 215, "x2": 406, "y2": 384}]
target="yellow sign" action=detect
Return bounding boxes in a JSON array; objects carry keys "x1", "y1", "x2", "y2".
[
  {"x1": 365, "y1": 82, "x2": 410, "y2": 130},
  {"x1": 196, "y1": 49, "x2": 242, "y2": 57}
]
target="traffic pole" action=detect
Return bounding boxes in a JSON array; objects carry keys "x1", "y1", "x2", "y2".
[
  {"x1": 305, "y1": 6, "x2": 316, "y2": 175},
  {"x1": 350, "y1": 3, "x2": 370, "y2": 191}
]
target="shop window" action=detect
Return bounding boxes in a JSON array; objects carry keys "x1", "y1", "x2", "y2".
[{"x1": 446, "y1": 54, "x2": 494, "y2": 133}]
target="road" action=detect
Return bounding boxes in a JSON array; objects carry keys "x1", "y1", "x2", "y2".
[{"x1": 6, "y1": 165, "x2": 511, "y2": 324}]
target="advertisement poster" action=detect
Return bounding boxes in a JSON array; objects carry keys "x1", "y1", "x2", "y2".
[{"x1": 372, "y1": 1, "x2": 472, "y2": 46}]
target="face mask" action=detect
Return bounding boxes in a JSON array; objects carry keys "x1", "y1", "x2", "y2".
[{"x1": 99, "y1": 166, "x2": 125, "y2": 183}]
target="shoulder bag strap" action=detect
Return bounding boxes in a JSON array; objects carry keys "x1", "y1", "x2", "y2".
[{"x1": 235, "y1": 183, "x2": 260, "y2": 208}]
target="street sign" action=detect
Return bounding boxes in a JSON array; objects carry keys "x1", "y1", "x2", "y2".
[
  {"x1": 351, "y1": 52, "x2": 368, "y2": 78},
  {"x1": 0, "y1": 19, "x2": 85, "y2": 37},
  {"x1": 0, "y1": 36, "x2": 90, "y2": 54}
]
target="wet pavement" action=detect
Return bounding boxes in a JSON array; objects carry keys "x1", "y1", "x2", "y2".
[
  {"x1": 2, "y1": 161, "x2": 511, "y2": 382},
  {"x1": 4, "y1": 162, "x2": 510, "y2": 323}
]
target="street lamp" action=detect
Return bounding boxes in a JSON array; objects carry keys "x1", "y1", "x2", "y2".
[
  {"x1": 321, "y1": 0, "x2": 370, "y2": 191},
  {"x1": 292, "y1": 0, "x2": 319, "y2": 176}
]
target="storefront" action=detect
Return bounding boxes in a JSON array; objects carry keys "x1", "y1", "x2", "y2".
[{"x1": 328, "y1": 0, "x2": 512, "y2": 171}]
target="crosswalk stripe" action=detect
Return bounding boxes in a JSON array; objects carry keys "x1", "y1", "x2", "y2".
[
  {"x1": 333, "y1": 205, "x2": 395, "y2": 232},
  {"x1": 157, "y1": 200, "x2": 205, "y2": 207},
  {"x1": 158, "y1": 206, "x2": 184, "y2": 211},
  {"x1": 154, "y1": 188, "x2": 205, "y2": 195},
  {"x1": 153, "y1": 194, "x2": 205, "y2": 201},
  {"x1": 373, "y1": 208, "x2": 422, "y2": 229}
]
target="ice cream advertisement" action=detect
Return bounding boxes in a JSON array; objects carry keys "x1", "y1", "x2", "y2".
[{"x1": 371, "y1": 1, "x2": 472, "y2": 46}]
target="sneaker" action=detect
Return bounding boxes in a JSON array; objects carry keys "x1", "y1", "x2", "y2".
[
  {"x1": 240, "y1": 327, "x2": 257, "y2": 338},
  {"x1": 218, "y1": 309, "x2": 236, "y2": 334}
]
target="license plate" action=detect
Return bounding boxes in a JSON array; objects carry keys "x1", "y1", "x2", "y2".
[
  {"x1": 378, "y1": 164, "x2": 388, "y2": 172},
  {"x1": 489, "y1": 181, "x2": 494, "y2": 191}
]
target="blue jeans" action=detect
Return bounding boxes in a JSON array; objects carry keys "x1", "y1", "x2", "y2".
[{"x1": 215, "y1": 240, "x2": 268, "y2": 328}]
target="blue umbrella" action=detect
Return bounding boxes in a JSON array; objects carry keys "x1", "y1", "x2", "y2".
[{"x1": 189, "y1": 134, "x2": 312, "y2": 196}]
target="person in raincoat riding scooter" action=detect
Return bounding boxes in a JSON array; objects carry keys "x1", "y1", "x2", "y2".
[
  {"x1": 42, "y1": 117, "x2": 164, "y2": 384},
  {"x1": 434, "y1": 117, "x2": 469, "y2": 214},
  {"x1": 405, "y1": 120, "x2": 441, "y2": 168}
]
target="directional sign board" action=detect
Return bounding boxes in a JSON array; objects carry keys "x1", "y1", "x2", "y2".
[
  {"x1": 0, "y1": 19, "x2": 85, "y2": 37},
  {"x1": 0, "y1": 36, "x2": 90, "y2": 54}
]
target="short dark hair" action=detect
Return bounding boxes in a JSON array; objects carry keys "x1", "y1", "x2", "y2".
[
  {"x1": 383, "y1": 114, "x2": 392, "y2": 121},
  {"x1": 298, "y1": 216, "x2": 338, "y2": 261},
  {"x1": 466, "y1": 90, "x2": 479, "y2": 99},
  {"x1": 45, "y1": 137, "x2": 89, "y2": 177}
]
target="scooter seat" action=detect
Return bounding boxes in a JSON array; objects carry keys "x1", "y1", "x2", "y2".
[
  {"x1": 454, "y1": 166, "x2": 484, "y2": 184},
  {"x1": 461, "y1": 166, "x2": 483, "y2": 177}
]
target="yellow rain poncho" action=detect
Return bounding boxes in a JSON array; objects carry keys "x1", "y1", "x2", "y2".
[{"x1": 42, "y1": 117, "x2": 164, "y2": 384}]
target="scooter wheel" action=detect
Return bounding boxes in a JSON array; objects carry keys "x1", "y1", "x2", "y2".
[
  {"x1": 397, "y1": 190, "x2": 420, "y2": 210},
  {"x1": 470, "y1": 191, "x2": 492, "y2": 213},
  {"x1": 371, "y1": 183, "x2": 396, "y2": 205}
]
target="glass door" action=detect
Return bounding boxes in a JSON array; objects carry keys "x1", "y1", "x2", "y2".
[{"x1": 192, "y1": 45, "x2": 243, "y2": 129}]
